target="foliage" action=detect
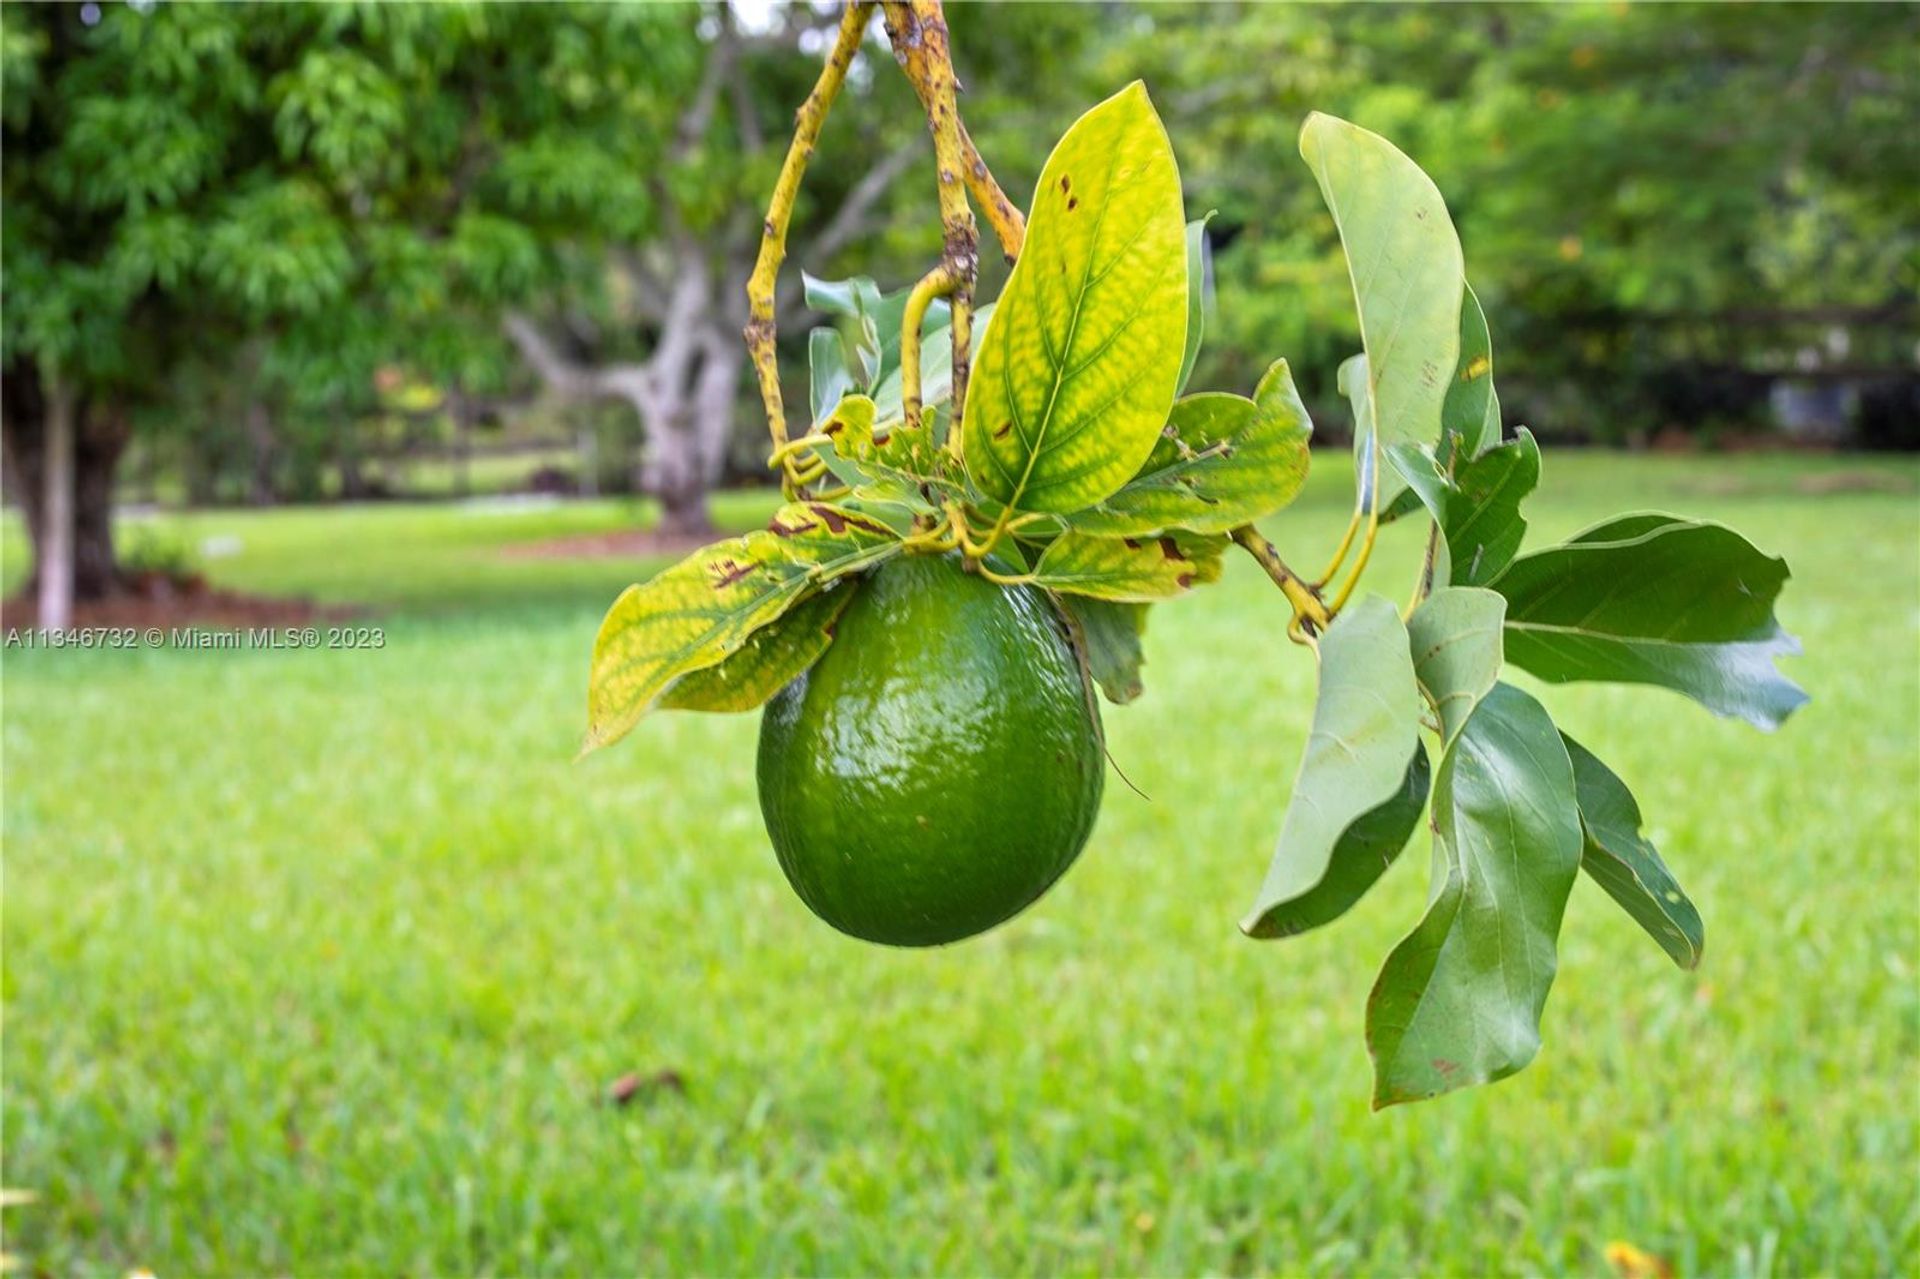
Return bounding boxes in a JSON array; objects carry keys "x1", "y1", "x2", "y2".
[{"x1": 587, "y1": 71, "x2": 1808, "y2": 1111}]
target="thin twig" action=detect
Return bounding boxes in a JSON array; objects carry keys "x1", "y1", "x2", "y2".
[
  {"x1": 883, "y1": 0, "x2": 980, "y2": 428},
  {"x1": 1231, "y1": 526, "x2": 1330, "y2": 641},
  {"x1": 744, "y1": 1, "x2": 874, "y2": 493}
]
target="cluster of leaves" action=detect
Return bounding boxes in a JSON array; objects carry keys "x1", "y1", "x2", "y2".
[
  {"x1": 585, "y1": 83, "x2": 1805, "y2": 1108},
  {"x1": 585, "y1": 83, "x2": 1309, "y2": 749},
  {"x1": 0, "y1": 3, "x2": 704, "y2": 411},
  {"x1": 1239, "y1": 114, "x2": 1806, "y2": 1106}
]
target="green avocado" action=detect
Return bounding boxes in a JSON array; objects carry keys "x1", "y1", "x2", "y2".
[{"x1": 757, "y1": 554, "x2": 1105, "y2": 946}]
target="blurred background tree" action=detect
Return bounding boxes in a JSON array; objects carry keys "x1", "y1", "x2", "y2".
[{"x1": 4, "y1": 1, "x2": 1914, "y2": 615}]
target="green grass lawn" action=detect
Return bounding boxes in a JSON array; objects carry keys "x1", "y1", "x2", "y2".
[{"x1": 4, "y1": 452, "x2": 1917, "y2": 1276}]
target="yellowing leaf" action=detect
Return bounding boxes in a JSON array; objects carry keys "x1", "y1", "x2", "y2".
[
  {"x1": 584, "y1": 504, "x2": 899, "y2": 751},
  {"x1": 659, "y1": 582, "x2": 857, "y2": 713},
  {"x1": 1066, "y1": 358, "x2": 1312, "y2": 536},
  {"x1": 963, "y1": 82, "x2": 1188, "y2": 514},
  {"x1": 1030, "y1": 529, "x2": 1224, "y2": 602}
]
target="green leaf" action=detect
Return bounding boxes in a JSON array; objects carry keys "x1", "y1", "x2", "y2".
[
  {"x1": 1253, "y1": 744, "x2": 1432, "y2": 940},
  {"x1": 1177, "y1": 214, "x2": 1214, "y2": 395},
  {"x1": 1408, "y1": 586, "x2": 1506, "y2": 746},
  {"x1": 1442, "y1": 429, "x2": 1539, "y2": 586},
  {"x1": 1494, "y1": 514, "x2": 1808, "y2": 729},
  {"x1": 660, "y1": 583, "x2": 857, "y2": 713},
  {"x1": 1055, "y1": 596, "x2": 1149, "y2": 705},
  {"x1": 1243, "y1": 597, "x2": 1426, "y2": 938},
  {"x1": 1561, "y1": 732, "x2": 1705, "y2": 969},
  {"x1": 1367, "y1": 683, "x2": 1584, "y2": 1108},
  {"x1": 963, "y1": 82, "x2": 1188, "y2": 514},
  {"x1": 1441, "y1": 282, "x2": 1501, "y2": 460},
  {"x1": 815, "y1": 394, "x2": 947, "y2": 516},
  {"x1": 1065, "y1": 358, "x2": 1313, "y2": 537},
  {"x1": 1301, "y1": 112, "x2": 1464, "y2": 515},
  {"x1": 1030, "y1": 529, "x2": 1225, "y2": 602},
  {"x1": 870, "y1": 302, "x2": 997, "y2": 430},
  {"x1": 584, "y1": 503, "x2": 901, "y2": 752},
  {"x1": 802, "y1": 272, "x2": 947, "y2": 388},
  {"x1": 1390, "y1": 428, "x2": 1542, "y2": 588},
  {"x1": 808, "y1": 327, "x2": 856, "y2": 427}
]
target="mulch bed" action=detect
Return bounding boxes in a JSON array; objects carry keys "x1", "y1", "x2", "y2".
[
  {"x1": 2, "y1": 572, "x2": 355, "y2": 629},
  {"x1": 498, "y1": 528, "x2": 720, "y2": 561}
]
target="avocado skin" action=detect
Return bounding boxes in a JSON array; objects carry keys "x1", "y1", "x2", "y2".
[{"x1": 757, "y1": 555, "x2": 1105, "y2": 946}]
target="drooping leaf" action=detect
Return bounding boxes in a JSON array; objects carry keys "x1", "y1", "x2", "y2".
[
  {"x1": 1177, "y1": 213, "x2": 1214, "y2": 395},
  {"x1": 584, "y1": 503, "x2": 900, "y2": 752},
  {"x1": 1055, "y1": 595, "x2": 1149, "y2": 705},
  {"x1": 963, "y1": 82, "x2": 1188, "y2": 514},
  {"x1": 1561, "y1": 732, "x2": 1705, "y2": 969},
  {"x1": 1243, "y1": 596, "x2": 1426, "y2": 938},
  {"x1": 1029, "y1": 529, "x2": 1225, "y2": 602},
  {"x1": 1252, "y1": 743, "x2": 1432, "y2": 940},
  {"x1": 1066, "y1": 358, "x2": 1312, "y2": 537},
  {"x1": 808, "y1": 327, "x2": 856, "y2": 428},
  {"x1": 1494, "y1": 514, "x2": 1808, "y2": 729},
  {"x1": 1367, "y1": 682, "x2": 1584, "y2": 1108},
  {"x1": 1441, "y1": 282, "x2": 1502, "y2": 460},
  {"x1": 1301, "y1": 112, "x2": 1464, "y2": 515},
  {"x1": 660, "y1": 583, "x2": 857, "y2": 713},
  {"x1": 1407, "y1": 587, "x2": 1506, "y2": 746}
]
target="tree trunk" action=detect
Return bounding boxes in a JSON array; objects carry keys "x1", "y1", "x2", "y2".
[
  {"x1": 1, "y1": 360, "x2": 127, "y2": 609},
  {"x1": 72, "y1": 401, "x2": 130, "y2": 597},
  {"x1": 38, "y1": 375, "x2": 75, "y2": 629},
  {"x1": 247, "y1": 398, "x2": 276, "y2": 506}
]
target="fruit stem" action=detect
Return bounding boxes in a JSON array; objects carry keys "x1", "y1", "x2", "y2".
[
  {"x1": 1231, "y1": 526, "x2": 1330, "y2": 642},
  {"x1": 1325, "y1": 511, "x2": 1379, "y2": 615},
  {"x1": 744, "y1": 1, "x2": 874, "y2": 496},
  {"x1": 1314, "y1": 509, "x2": 1362, "y2": 588},
  {"x1": 900, "y1": 261, "x2": 960, "y2": 435}
]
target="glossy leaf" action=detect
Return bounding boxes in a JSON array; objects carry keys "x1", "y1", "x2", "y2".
[
  {"x1": 585, "y1": 503, "x2": 900, "y2": 751},
  {"x1": 1030, "y1": 529, "x2": 1225, "y2": 602},
  {"x1": 1177, "y1": 214, "x2": 1214, "y2": 395},
  {"x1": 1561, "y1": 732, "x2": 1705, "y2": 969},
  {"x1": 963, "y1": 82, "x2": 1188, "y2": 514},
  {"x1": 1367, "y1": 683, "x2": 1583, "y2": 1108},
  {"x1": 660, "y1": 583, "x2": 857, "y2": 713},
  {"x1": 1495, "y1": 514, "x2": 1808, "y2": 729},
  {"x1": 1408, "y1": 587, "x2": 1506, "y2": 746},
  {"x1": 1066, "y1": 358, "x2": 1313, "y2": 537},
  {"x1": 1056, "y1": 595, "x2": 1149, "y2": 705},
  {"x1": 1243, "y1": 597, "x2": 1426, "y2": 938},
  {"x1": 1441, "y1": 282, "x2": 1501, "y2": 460},
  {"x1": 807, "y1": 327, "x2": 856, "y2": 428},
  {"x1": 1301, "y1": 111, "x2": 1464, "y2": 515}
]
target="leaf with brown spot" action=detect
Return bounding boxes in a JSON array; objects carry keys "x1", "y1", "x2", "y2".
[
  {"x1": 584, "y1": 504, "x2": 901, "y2": 752},
  {"x1": 661, "y1": 584, "x2": 858, "y2": 713},
  {"x1": 1064, "y1": 359, "x2": 1313, "y2": 537},
  {"x1": 1029, "y1": 528, "x2": 1225, "y2": 602}
]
